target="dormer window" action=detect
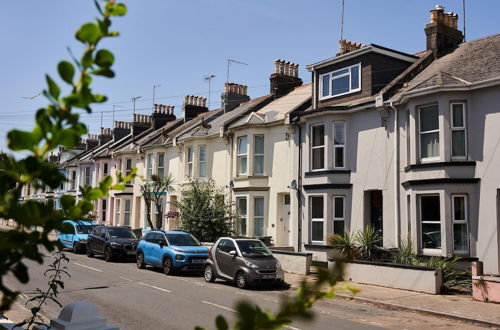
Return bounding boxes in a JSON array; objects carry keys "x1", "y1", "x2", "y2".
[{"x1": 320, "y1": 63, "x2": 361, "y2": 99}]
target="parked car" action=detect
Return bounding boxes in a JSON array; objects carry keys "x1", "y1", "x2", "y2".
[
  {"x1": 86, "y1": 226, "x2": 139, "y2": 261},
  {"x1": 57, "y1": 220, "x2": 96, "y2": 253},
  {"x1": 136, "y1": 230, "x2": 209, "y2": 274},
  {"x1": 204, "y1": 237, "x2": 284, "y2": 289}
]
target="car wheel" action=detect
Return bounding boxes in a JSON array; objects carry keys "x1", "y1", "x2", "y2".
[
  {"x1": 136, "y1": 253, "x2": 146, "y2": 269},
  {"x1": 72, "y1": 243, "x2": 79, "y2": 254},
  {"x1": 235, "y1": 271, "x2": 247, "y2": 289},
  {"x1": 204, "y1": 265, "x2": 216, "y2": 283},
  {"x1": 104, "y1": 247, "x2": 112, "y2": 262},
  {"x1": 163, "y1": 257, "x2": 173, "y2": 275},
  {"x1": 86, "y1": 244, "x2": 93, "y2": 258}
]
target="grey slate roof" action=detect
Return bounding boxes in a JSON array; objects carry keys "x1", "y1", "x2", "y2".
[{"x1": 398, "y1": 34, "x2": 500, "y2": 95}]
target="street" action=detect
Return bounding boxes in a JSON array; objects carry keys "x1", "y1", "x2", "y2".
[{"x1": 4, "y1": 252, "x2": 485, "y2": 330}]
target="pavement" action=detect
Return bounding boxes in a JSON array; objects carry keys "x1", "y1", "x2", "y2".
[{"x1": 1, "y1": 221, "x2": 500, "y2": 329}]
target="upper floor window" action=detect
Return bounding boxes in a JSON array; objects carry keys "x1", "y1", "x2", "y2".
[
  {"x1": 125, "y1": 158, "x2": 132, "y2": 176},
  {"x1": 84, "y1": 167, "x2": 91, "y2": 186},
  {"x1": 320, "y1": 63, "x2": 361, "y2": 99},
  {"x1": 186, "y1": 147, "x2": 193, "y2": 178},
  {"x1": 103, "y1": 163, "x2": 108, "y2": 176},
  {"x1": 333, "y1": 122, "x2": 346, "y2": 168},
  {"x1": 237, "y1": 136, "x2": 248, "y2": 175},
  {"x1": 146, "y1": 154, "x2": 153, "y2": 181},
  {"x1": 419, "y1": 104, "x2": 439, "y2": 161},
  {"x1": 70, "y1": 171, "x2": 76, "y2": 190},
  {"x1": 451, "y1": 103, "x2": 467, "y2": 159},
  {"x1": 157, "y1": 153, "x2": 165, "y2": 179},
  {"x1": 253, "y1": 136, "x2": 264, "y2": 175},
  {"x1": 199, "y1": 146, "x2": 207, "y2": 178},
  {"x1": 311, "y1": 125, "x2": 325, "y2": 170}
]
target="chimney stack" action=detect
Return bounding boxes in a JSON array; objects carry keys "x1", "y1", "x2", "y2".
[
  {"x1": 132, "y1": 113, "x2": 152, "y2": 136},
  {"x1": 221, "y1": 82, "x2": 250, "y2": 113},
  {"x1": 113, "y1": 121, "x2": 131, "y2": 141},
  {"x1": 270, "y1": 59, "x2": 303, "y2": 98},
  {"x1": 85, "y1": 134, "x2": 99, "y2": 151},
  {"x1": 98, "y1": 127, "x2": 113, "y2": 146},
  {"x1": 338, "y1": 39, "x2": 364, "y2": 55},
  {"x1": 425, "y1": 5, "x2": 463, "y2": 58},
  {"x1": 182, "y1": 95, "x2": 208, "y2": 122},
  {"x1": 152, "y1": 104, "x2": 176, "y2": 129}
]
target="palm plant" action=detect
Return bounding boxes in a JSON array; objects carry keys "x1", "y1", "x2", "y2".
[
  {"x1": 328, "y1": 232, "x2": 359, "y2": 261},
  {"x1": 354, "y1": 226, "x2": 382, "y2": 260},
  {"x1": 393, "y1": 236, "x2": 419, "y2": 265}
]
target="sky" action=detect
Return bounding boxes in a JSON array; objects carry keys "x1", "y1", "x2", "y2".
[{"x1": 1, "y1": 0, "x2": 499, "y2": 153}]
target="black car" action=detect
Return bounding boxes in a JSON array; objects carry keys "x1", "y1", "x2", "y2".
[{"x1": 86, "y1": 226, "x2": 139, "y2": 261}]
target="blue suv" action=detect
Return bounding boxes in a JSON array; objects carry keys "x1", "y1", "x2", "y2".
[
  {"x1": 57, "y1": 220, "x2": 96, "y2": 253},
  {"x1": 136, "y1": 230, "x2": 209, "y2": 275}
]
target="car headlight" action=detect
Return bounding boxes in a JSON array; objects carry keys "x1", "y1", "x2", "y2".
[
  {"x1": 111, "y1": 242, "x2": 122, "y2": 248},
  {"x1": 276, "y1": 260, "x2": 281, "y2": 269},
  {"x1": 244, "y1": 260, "x2": 258, "y2": 269},
  {"x1": 175, "y1": 254, "x2": 185, "y2": 261}
]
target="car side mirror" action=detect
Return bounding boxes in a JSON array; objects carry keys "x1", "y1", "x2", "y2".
[
  {"x1": 229, "y1": 250, "x2": 237, "y2": 257},
  {"x1": 159, "y1": 240, "x2": 166, "y2": 247}
]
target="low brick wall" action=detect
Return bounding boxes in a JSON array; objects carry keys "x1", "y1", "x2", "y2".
[
  {"x1": 329, "y1": 259, "x2": 442, "y2": 294},
  {"x1": 472, "y1": 261, "x2": 500, "y2": 303},
  {"x1": 271, "y1": 250, "x2": 313, "y2": 275}
]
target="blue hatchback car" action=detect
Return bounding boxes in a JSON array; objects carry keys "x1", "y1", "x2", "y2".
[
  {"x1": 136, "y1": 230, "x2": 209, "y2": 275},
  {"x1": 57, "y1": 220, "x2": 96, "y2": 253}
]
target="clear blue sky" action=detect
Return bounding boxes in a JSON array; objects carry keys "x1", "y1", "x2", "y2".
[{"x1": 1, "y1": 0, "x2": 499, "y2": 152}]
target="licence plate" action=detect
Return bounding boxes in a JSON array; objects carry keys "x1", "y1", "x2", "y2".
[
  {"x1": 262, "y1": 274, "x2": 275, "y2": 280},
  {"x1": 127, "y1": 251, "x2": 136, "y2": 255},
  {"x1": 191, "y1": 259, "x2": 206, "y2": 264}
]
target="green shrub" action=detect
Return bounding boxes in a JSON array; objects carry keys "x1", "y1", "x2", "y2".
[
  {"x1": 354, "y1": 225, "x2": 382, "y2": 260},
  {"x1": 425, "y1": 256, "x2": 471, "y2": 292},
  {"x1": 327, "y1": 232, "x2": 359, "y2": 261}
]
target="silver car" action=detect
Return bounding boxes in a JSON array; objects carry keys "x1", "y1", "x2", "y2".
[{"x1": 204, "y1": 237, "x2": 284, "y2": 289}]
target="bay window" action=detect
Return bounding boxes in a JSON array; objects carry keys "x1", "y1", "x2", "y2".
[
  {"x1": 237, "y1": 197, "x2": 247, "y2": 236},
  {"x1": 452, "y1": 195, "x2": 469, "y2": 253},
  {"x1": 320, "y1": 63, "x2": 361, "y2": 99},
  {"x1": 333, "y1": 122, "x2": 346, "y2": 168},
  {"x1": 70, "y1": 171, "x2": 76, "y2": 190},
  {"x1": 146, "y1": 154, "x2": 153, "y2": 181},
  {"x1": 253, "y1": 197, "x2": 264, "y2": 237},
  {"x1": 311, "y1": 125, "x2": 325, "y2": 170},
  {"x1": 115, "y1": 199, "x2": 121, "y2": 225},
  {"x1": 254, "y1": 136, "x2": 264, "y2": 175},
  {"x1": 186, "y1": 147, "x2": 193, "y2": 178},
  {"x1": 420, "y1": 195, "x2": 441, "y2": 250},
  {"x1": 157, "y1": 153, "x2": 165, "y2": 178},
  {"x1": 237, "y1": 136, "x2": 248, "y2": 175},
  {"x1": 419, "y1": 104, "x2": 440, "y2": 160},
  {"x1": 333, "y1": 196, "x2": 345, "y2": 235},
  {"x1": 310, "y1": 196, "x2": 324, "y2": 242},
  {"x1": 84, "y1": 167, "x2": 91, "y2": 186},
  {"x1": 199, "y1": 146, "x2": 207, "y2": 177},
  {"x1": 124, "y1": 199, "x2": 131, "y2": 226},
  {"x1": 451, "y1": 103, "x2": 467, "y2": 159},
  {"x1": 125, "y1": 158, "x2": 132, "y2": 176}
]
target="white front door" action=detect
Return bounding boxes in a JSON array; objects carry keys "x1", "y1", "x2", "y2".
[{"x1": 283, "y1": 194, "x2": 291, "y2": 246}]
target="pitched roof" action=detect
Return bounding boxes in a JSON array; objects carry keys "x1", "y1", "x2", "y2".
[
  {"x1": 229, "y1": 85, "x2": 311, "y2": 129},
  {"x1": 397, "y1": 34, "x2": 500, "y2": 95}
]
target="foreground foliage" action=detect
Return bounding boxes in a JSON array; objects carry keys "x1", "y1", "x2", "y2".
[{"x1": 0, "y1": 0, "x2": 128, "y2": 312}]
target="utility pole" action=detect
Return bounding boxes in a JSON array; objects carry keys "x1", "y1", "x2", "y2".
[
  {"x1": 100, "y1": 111, "x2": 103, "y2": 129},
  {"x1": 226, "y1": 58, "x2": 248, "y2": 85},
  {"x1": 203, "y1": 75, "x2": 216, "y2": 109},
  {"x1": 132, "y1": 96, "x2": 141, "y2": 115},
  {"x1": 152, "y1": 84, "x2": 160, "y2": 109},
  {"x1": 340, "y1": 0, "x2": 345, "y2": 41},
  {"x1": 112, "y1": 104, "x2": 122, "y2": 125}
]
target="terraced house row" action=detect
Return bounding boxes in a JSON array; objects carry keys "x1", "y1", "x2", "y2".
[{"x1": 21, "y1": 6, "x2": 500, "y2": 274}]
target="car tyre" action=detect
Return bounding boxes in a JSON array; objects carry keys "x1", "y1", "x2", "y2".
[
  {"x1": 72, "y1": 242, "x2": 79, "y2": 254},
  {"x1": 86, "y1": 244, "x2": 93, "y2": 258},
  {"x1": 204, "y1": 265, "x2": 216, "y2": 283},
  {"x1": 104, "y1": 247, "x2": 113, "y2": 262},
  {"x1": 136, "y1": 252, "x2": 146, "y2": 269},
  {"x1": 235, "y1": 271, "x2": 247, "y2": 289},
  {"x1": 163, "y1": 257, "x2": 173, "y2": 275}
]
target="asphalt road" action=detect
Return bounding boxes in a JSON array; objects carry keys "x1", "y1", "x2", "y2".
[{"x1": 4, "y1": 251, "x2": 486, "y2": 330}]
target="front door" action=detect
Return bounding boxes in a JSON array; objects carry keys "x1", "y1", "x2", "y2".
[{"x1": 282, "y1": 194, "x2": 291, "y2": 246}]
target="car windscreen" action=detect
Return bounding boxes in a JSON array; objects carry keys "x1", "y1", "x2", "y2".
[
  {"x1": 236, "y1": 240, "x2": 272, "y2": 257},
  {"x1": 108, "y1": 227, "x2": 137, "y2": 239},
  {"x1": 75, "y1": 224, "x2": 95, "y2": 234},
  {"x1": 166, "y1": 233, "x2": 201, "y2": 246}
]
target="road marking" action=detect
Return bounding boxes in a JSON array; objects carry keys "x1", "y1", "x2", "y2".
[
  {"x1": 201, "y1": 301, "x2": 301, "y2": 330},
  {"x1": 119, "y1": 276, "x2": 132, "y2": 282},
  {"x1": 137, "y1": 282, "x2": 171, "y2": 293},
  {"x1": 73, "y1": 262, "x2": 103, "y2": 272}
]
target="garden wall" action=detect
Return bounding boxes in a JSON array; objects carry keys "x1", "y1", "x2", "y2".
[{"x1": 271, "y1": 250, "x2": 313, "y2": 275}]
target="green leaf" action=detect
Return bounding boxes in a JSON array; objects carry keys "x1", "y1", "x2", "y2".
[
  {"x1": 81, "y1": 49, "x2": 94, "y2": 69},
  {"x1": 91, "y1": 68, "x2": 115, "y2": 78},
  {"x1": 113, "y1": 184, "x2": 126, "y2": 190},
  {"x1": 75, "y1": 23, "x2": 101, "y2": 44},
  {"x1": 215, "y1": 316, "x2": 229, "y2": 330},
  {"x1": 60, "y1": 195, "x2": 76, "y2": 209},
  {"x1": 99, "y1": 176, "x2": 113, "y2": 192},
  {"x1": 57, "y1": 61, "x2": 75, "y2": 85},
  {"x1": 46, "y1": 75, "x2": 60, "y2": 99},
  {"x1": 86, "y1": 188, "x2": 103, "y2": 200},
  {"x1": 58, "y1": 129, "x2": 80, "y2": 148},
  {"x1": 108, "y1": 3, "x2": 127, "y2": 16},
  {"x1": 7, "y1": 130, "x2": 36, "y2": 151},
  {"x1": 93, "y1": 94, "x2": 107, "y2": 103},
  {"x1": 95, "y1": 49, "x2": 114, "y2": 68}
]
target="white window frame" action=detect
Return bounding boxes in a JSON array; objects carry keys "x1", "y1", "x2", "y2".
[
  {"x1": 452, "y1": 194, "x2": 469, "y2": 254},
  {"x1": 237, "y1": 136, "x2": 248, "y2": 175},
  {"x1": 115, "y1": 199, "x2": 121, "y2": 225},
  {"x1": 70, "y1": 171, "x2": 76, "y2": 190},
  {"x1": 310, "y1": 196, "x2": 325, "y2": 243},
  {"x1": 253, "y1": 135, "x2": 264, "y2": 175},
  {"x1": 157, "y1": 153, "x2": 165, "y2": 179},
  {"x1": 319, "y1": 63, "x2": 361, "y2": 100},
  {"x1": 450, "y1": 102, "x2": 467, "y2": 160},
  {"x1": 311, "y1": 124, "x2": 325, "y2": 171},
  {"x1": 198, "y1": 145, "x2": 207, "y2": 178},
  {"x1": 103, "y1": 163, "x2": 108, "y2": 176},
  {"x1": 333, "y1": 121, "x2": 346, "y2": 169},
  {"x1": 236, "y1": 197, "x2": 247, "y2": 236},
  {"x1": 186, "y1": 147, "x2": 193, "y2": 178},
  {"x1": 146, "y1": 154, "x2": 153, "y2": 181},
  {"x1": 253, "y1": 197, "x2": 265, "y2": 237},
  {"x1": 419, "y1": 194, "x2": 442, "y2": 254},
  {"x1": 125, "y1": 158, "x2": 132, "y2": 176},
  {"x1": 333, "y1": 196, "x2": 345, "y2": 235},
  {"x1": 84, "y1": 167, "x2": 91, "y2": 186},
  {"x1": 419, "y1": 104, "x2": 440, "y2": 162}
]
